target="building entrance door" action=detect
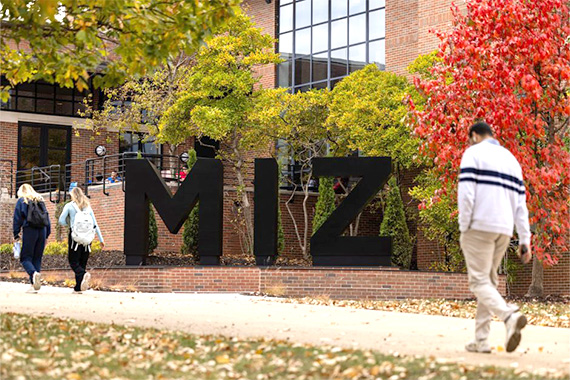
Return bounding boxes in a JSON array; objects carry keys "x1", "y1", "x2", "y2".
[{"x1": 17, "y1": 122, "x2": 71, "y2": 192}]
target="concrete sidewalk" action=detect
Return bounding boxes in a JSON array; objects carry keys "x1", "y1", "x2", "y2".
[{"x1": 1, "y1": 282, "x2": 568, "y2": 374}]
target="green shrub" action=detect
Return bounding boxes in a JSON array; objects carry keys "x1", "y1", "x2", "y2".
[
  {"x1": 313, "y1": 177, "x2": 335, "y2": 235},
  {"x1": 380, "y1": 177, "x2": 413, "y2": 269},
  {"x1": 0, "y1": 244, "x2": 13, "y2": 255},
  {"x1": 149, "y1": 205, "x2": 158, "y2": 253},
  {"x1": 44, "y1": 241, "x2": 68, "y2": 256}
]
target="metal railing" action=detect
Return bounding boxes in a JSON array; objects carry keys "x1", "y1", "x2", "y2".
[{"x1": 11, "y1": 152, "x2": 185, "y2": 202}]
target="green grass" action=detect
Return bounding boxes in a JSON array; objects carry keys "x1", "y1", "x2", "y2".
[{"x1": 0, "y1": 313, "x2": 563, "y2": 380}]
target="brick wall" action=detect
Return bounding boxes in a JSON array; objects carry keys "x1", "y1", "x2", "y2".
[
  {"x1": 507, "y1": 252, "x2": 570, "y2": 297},
  {"x1": 0, "y1": 266, "x2": 499, "y2": 300}
]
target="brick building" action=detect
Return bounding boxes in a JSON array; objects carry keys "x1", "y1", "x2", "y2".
[{"x1": 1, "y1": 0, "x2": 568, "y2": 294}]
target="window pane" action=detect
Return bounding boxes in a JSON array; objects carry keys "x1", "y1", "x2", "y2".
[
  {"x1": 349, "y1": 0, "x2": 365, "y2": 15},
  {"x1": 296, "y1": 0, "x2": 311, "y2": 29},
  {"x1": 294, "y1": 56, "x2": 311, "y2": 86},
  {"x1": 36, "y1": 99, "x2": 54, "y2": 114},
  {"x1": 280, "y1": 4, "x2": 293, "y2": 33},
  {"x1": 369, "y1": 39, "x2": 385, "y2": 68},
  {"x1": 48, "y1": 128, "x2": 67, "y2": 149},
  {"x1": 313, "y1": 0, "x2": 328, "y2": 24},
  {"x1": 21, "y1": 126, "x2": 41, "y2": 147},
  {"x1": 370, "y1": 0, "x2": 385, "y2": 10},
  {"x1": 294, "y1": 85, "x2": 311, "y2": 93},
  {"x1": 312, "y1": 52, "x2": 328, "y2": 82},
  {"x1": 369, "y1": 9, "x2": 385, "y2": 40},
  {"x1": 55, "y1": 101, "x2": 73, "y2": 115},
  {"x1": 47, "y1": 149, "x2": 67, "y2": 167},
  {"x1": 331, "y1": 0, "x2": 347, "y2": 19},
  {"x1": 279, "y1": 32, "x2": 293, "y2": 56},
  {"x1": 331, "y1": 18, "x2": 347, "y2": 49},
  {"x1": 17, "y1": 83, "x2": 34, "y2": 97},
  {"x1": 37, "y1": 84, "x2": 54, "y2": 99},
  {"x1": 17, "y1": 97, "x2": 34, "y2": 112},
  {"x1": 312, "y1": 23, "x2": 329, "y2": 53},
  {"x1": 56, "y1": 86, "x2": 73, "y2": 101},
  {"x1": 330, "y1": 78, "x2": 343, "y2": 88},
  {"x1": 295, "y1": 28, "x2": 311, "y2": 55},
  {"x1": 20, "y1": 147, "x2": 41, "y2": 169},
  {"x1": 330, "y1": 48, "x2": 347, "y2": 77},
  {"x1": 278, "y1": 60, "x2": 293, "y2": 87},
  {"x1": 349, "y1": 14, "x2": 366, "y2": 45},
  {"x1": 349, "y1": 43, "x2": 366, "y2": 72}
]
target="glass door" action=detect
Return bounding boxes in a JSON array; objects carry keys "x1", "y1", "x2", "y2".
[{"x1": 17, "y1": 122, "x2": 71, "y2": 193}]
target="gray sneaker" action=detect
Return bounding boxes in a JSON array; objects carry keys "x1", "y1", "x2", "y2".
[
  {"x1": 32, "y1": 272, "x2": 41, "y2": 291},
  {"x1": 465, "y1": 340, "x2": 491, "y2": 353},
  {"x1": 505, "y1": 311, "x2": 527, "y2": 353},
  {"x1": 80, "y1": 272, "x2": 91, "y2": 292}
]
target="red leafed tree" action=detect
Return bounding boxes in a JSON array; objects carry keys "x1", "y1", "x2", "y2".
[{"x1": 410, "y1": 0, "x2": 570, "y2": 296}]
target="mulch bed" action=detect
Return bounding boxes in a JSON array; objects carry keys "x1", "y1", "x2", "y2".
[{"x1": 0, "y1": 251, "x2": 311, "y2": 272}]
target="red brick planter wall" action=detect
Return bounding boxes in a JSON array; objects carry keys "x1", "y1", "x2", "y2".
[{"x1": 0, "y1": 266, "x2": 505, "y2": 300}]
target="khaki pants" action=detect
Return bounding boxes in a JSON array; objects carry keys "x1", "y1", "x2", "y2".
[{"x1": 460, "y1": 229, "x2": 518, "y2": 341}]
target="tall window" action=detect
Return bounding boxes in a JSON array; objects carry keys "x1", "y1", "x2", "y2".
[
  {"x1": 278, "y1": 0, "x2": 386, "y2": 92},
  {"x1": 0, "y1": 76, "x2": 99, "y2": 117}
]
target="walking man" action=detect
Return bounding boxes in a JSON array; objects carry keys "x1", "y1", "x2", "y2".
[{"x1": 458, "y1": 121, "x2": 532, "y2": 353}]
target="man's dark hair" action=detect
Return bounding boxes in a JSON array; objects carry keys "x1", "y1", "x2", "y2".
[{"x1": 469, "y1": 121, "x2": 494, "y2": 138}]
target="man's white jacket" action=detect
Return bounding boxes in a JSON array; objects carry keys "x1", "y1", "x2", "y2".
[{"x1": 458, "y1": 139, "x2": 531, "y2": 245}]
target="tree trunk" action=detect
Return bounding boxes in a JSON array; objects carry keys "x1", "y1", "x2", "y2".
[
  {"x1": 526, "y1": 255, "x2": 544, "y2": 298},
  {"x1": 232, "y1": 141, "x2": 254, "y2": 256}
]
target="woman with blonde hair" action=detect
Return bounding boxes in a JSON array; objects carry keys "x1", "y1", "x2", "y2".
[
  {"x1": 59, "y1": 187, "x2": 104, "y2": 293},
  {"x1": 13, "y1": 184, "x2": 51, "y2": 293}
]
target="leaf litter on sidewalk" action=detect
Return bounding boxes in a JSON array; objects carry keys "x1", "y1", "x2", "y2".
[
  {"x1": 268, "y1": 297, "x2": 570, "y2": 328},
  {"x1": 0, "y1": 313, "x2": 565, "y2": 380}
]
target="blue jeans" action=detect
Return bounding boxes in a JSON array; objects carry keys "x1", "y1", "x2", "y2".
[{"x1": 19, "y1": 227, "x2": 46, "y2": 284}]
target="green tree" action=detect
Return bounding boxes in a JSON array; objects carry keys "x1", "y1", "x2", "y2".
[
  {"x1": 148, "y1": 205, "x2": 158, "y2": 254},
  {"x1": 1, "y1": 0, "x2": 239, "y2": 100},
  {"x1": 327, "y1": 65, "x2": 421, "y2": 173},
  {"x1": 182, "y1": 149, "x2": 199, "y2": 259},
  {"x1": 313, "y1": 177, "x2": 335, "y2": 235},
  {"x1": 159, "y1": 12, "x2": 281, "y2": 256},
  {"x1": 380, "y1": 177, "x2": 414, "y2": 269},
  {"x1": 251, "y1": 88, "x2": 331, "y2": 258}
]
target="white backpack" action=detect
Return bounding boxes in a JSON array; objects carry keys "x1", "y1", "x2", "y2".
[{"x1": 71, "y1": 202, "x2": 96, "y2": 252}]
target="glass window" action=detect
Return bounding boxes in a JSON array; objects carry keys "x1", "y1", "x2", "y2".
[
  {"x1": 349, "y1": 43, "x2": 366, "y2": 72},
  {"x1": 21, "y1": 126, "x2": 41, "y2": 147},
  {"x1": 369, "y1": 9, "x2": 385, "y2": 40},
  {"x1": 278, "y1": 59, "x2": 293, "y2": 87},
  {"x1": 294, "y1": 56, "x2": 311, "y2": 84},
  {"x1": 56, "y1": 86, "x2": 73, "y2": 101},
  {"x1": 36, "y1": 99, "x2": 54, "y2": 114},
  {"x1": 280, "y1": 4, "x2": 294, "y2": 33},
  {"x1": 312, "y1": 52, "x2": 328, "y2": 82},
  {"x1": 331, "y1": 18, "x2": 347, "y2": 49},
  {"x1": 369, "y1": 39, "x2": 385, "y2": 67},
  {"x1": 295, "y1": 28, "x2": 311, "y2": 55},
  {"x1": 313, "y1": 81, "x2": 328, "y2": 89},
  {"x1": 55, "y1": 101, "x2": 73, "y2": 116},
  {"x1": 296, "y1": 0, "x2": 312, "y2": 29},
  {"x1": 37, "y1": 84, "x2": 54, "y2": 99},
  {"x1": 312, "y1": 23, "x2": 329, "y2": 53},
  {"x1": 349, "y1": 0, "x2": 365, "y2": 15},
  {"x1": 17, "y1": 83, "x2": 34, "y2": 97},
  {"x1": 331, "y1": 48, "x2": 348, "y2": 78},
  {"x1": 17, "y1": 97, "x2": 34, "y2": 112},
  {"x1": 313, "y1": 0, "x2": 328, "y2": 24},
  {"x1": 331, "y1": 0, "x2": 347, "y2": 19},
  {"x1": 278, "y1": 0, "x2": 385, "y2": 90},
  {"x1": 349, "y1": 14, "x2": 366, "y2": 45},
  {"x1": 48, "y1": 128, "x2": 68, "y2": 149}
]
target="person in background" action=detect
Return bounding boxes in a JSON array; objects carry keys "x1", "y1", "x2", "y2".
[
  {"x1": 107, "y1": 171, "x2": 122, "y2": 183},
  {"x1": 58, "y1": 187, "x2": 105, "y2": 294},
  {"x1": 458, "y1": 121, "x2": 531, "y2": 354},
  {"x1": 13, "y1": 184, "x2": 51, "y2": 293}
]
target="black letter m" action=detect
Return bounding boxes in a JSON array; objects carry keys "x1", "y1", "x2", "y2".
[{"x1": 124, "y1": 158, "x2": 223, "y2": 265}]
